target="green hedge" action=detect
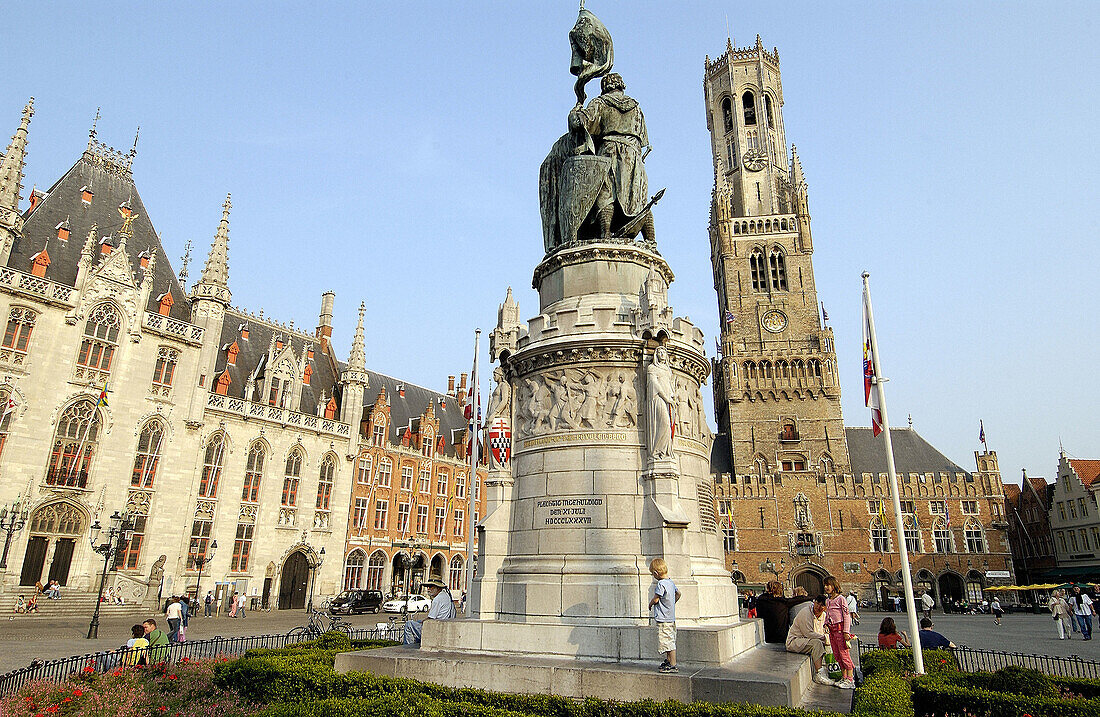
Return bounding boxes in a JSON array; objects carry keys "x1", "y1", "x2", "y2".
[
  {"x1": 912, "y1": 671, "x2": 1100, "y2": 717},
  {"x1": 851, "y1": 648, "x2": 957, "y2": 717},
  {"x1": 216, "y1": 642, "x2": 839, "y2": 717}
]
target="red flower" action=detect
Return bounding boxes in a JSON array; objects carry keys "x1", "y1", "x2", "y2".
[
  {"x1": 45, "y1": 706, "x2": 58, "y2": 714},
  {"x1": 62, "y1": 698, "x2": 71, "y2": 703},
  {"x1": 168, "y1": 674, "x2": 178, "y2": 680},
  {"x1": 71, "y1": 689, "x2": 82, "y2": 697},
  {"x1": 158, "y1": 707, "x2": 168, "y2": 712},
  {"x1": 82, "y1": 666, "x2": 94, "y2": 674}
]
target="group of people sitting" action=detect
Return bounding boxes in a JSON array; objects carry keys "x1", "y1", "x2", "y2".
[
  {"x1": 101, "y1": 586, "x2": 126, "y2": 604},
  {"x1": 13, "y1": 580, "x2": 61, "y2": 613}
]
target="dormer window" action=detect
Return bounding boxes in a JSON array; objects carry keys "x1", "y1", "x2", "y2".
[
  {"x1": 100, "y1": 237, "x2": 113, "y2": 256},
  {"x1": 80, "y1": 186, "x2": 94, "y2": 205},
  {"x1": 303, "y1": 364, "x2": 313, "y2": 386},
  {"x1": 30, "y1": 247, "x2": 50, "y2": 278},
  {"x1": 324, "y1": 396, "x2": 337, "y2": 419},
  {"x1": 215, "y1": 371, "x2": 232, "y2": 396},
  {"x1": 274, "y1": 336, "x2": 284, "y2": 351},
  {"x1": 239, "y1": 324, "x2": 249, "y2": 340},
  {"x1": 157, "y1": 292, "x2": 174, "y2": 316},
  {"x1": 226, "y1": 341, "x2": 240, "y2": 366},
  {"x1": 307, "y1": 347, "x2": 314, "y2": 360},
  {"x1": 56, "y1": 220, "x2": 71, "y2": 242}
]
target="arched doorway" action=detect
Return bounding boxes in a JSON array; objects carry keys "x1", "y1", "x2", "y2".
[
  {"x1": 278, "y1": 551, "x2": 309, "y2": 609},
  {"x1": 790, "y1": 567, "x2": 825, "y2": 597},
  {"x1": 938, "y1": 571, "x2": 964, "y2": 609},
  {"x1": 874, "y1": 569, "x2": 893, "y2": 610},
  {"x1": 21, "y1": 502, "x2": 86, "y2": 586},
  {"x1": 430, "y1": 553, "x2": 445, "y2": 583},
  {"x1": 965, "y1": 570, "x2": 985, "y2": 603}
]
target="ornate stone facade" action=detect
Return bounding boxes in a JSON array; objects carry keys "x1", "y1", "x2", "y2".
[{"x1": 704, "y1": 39, "x2": 1012, "y2": 602}]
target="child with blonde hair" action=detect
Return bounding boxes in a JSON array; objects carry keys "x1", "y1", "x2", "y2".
[{"x1": 649, "y1": 558, "x2": 682, "y2": 673}]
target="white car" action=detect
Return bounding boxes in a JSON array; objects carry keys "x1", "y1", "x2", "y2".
[{"x1": 382, "y1": 594, "x2": 432, "y2": 614}]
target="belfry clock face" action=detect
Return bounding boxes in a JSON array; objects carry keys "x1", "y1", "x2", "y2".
[
  {"x1": 761, "y1": 310, "x2": 788, "y2": 333},
  {"x1": 742, "y1": 149, "x2": 768, "y2": 172}
]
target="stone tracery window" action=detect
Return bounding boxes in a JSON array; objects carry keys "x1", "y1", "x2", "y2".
[
  {"x1": 449, "y1": 554, "x2": 464, "y2": 590},
  {"x1": 932, "y1": 518, "x2": 953, "y2": 554},
  {"x1": 47, "y1": 400, "x2": 101, "y2": 488},
  {"x1": 871, "y1": 517, "x2": 889, "y2": 552},
  {"x1": 768, "y1": 247, "x2": 788, "y2": 291},
  {"x1": 241, "y1": 442, "x2": 265, "y2": 503},
  {"x1": 152, "y1": 347, "x2": 178, "y2": 393},
  {"x1": 130, "y1": 419, "x2": 165, "y2": 488},
  {"x1": 344, "y1": 549, "x2": 365, "y2": 590},
  {"x1": 2, "y1": 306, "x2": 37, "y2": 360},
  {"x1": 367, "y1": 550, "x2": 386, "y2": 590},
  {"x1": 282, "y1": 449, "x2": 303, "y2": 507},
  {"x1": 316, "y1": 453, "x2": 335, "y2": 511},
  {"x1": 29, "y1": 502, "x2": 85, "y2": 535},
  {"x1": 964, "y1": 519, "x2": 986, "y2": 553},
  {"x1": 749, "y1": 248, "x2": 767, "y2": 291},
  {"x1": 199, "y1": 433, "x2": 226, "y2": 498},
  {"x1": 76, "y1": 303, "x2": 121, "y2": 374}
]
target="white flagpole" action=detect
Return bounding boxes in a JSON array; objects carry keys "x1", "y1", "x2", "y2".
[
  {"x1": 862, "y1": 272, "x2": 925, "y2": 675},
  {"x1": 464, "y1": 329, "x2": 481, "y2": 615}
]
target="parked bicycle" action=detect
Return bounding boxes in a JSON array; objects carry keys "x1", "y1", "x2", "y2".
[{"x1": 287, "y1": 609, "x2": 352, "y2": 640}]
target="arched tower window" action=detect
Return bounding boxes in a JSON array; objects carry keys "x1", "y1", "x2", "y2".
[
  {"x1": 749, "y1": 248, "x2": 766, "y2": 291},
  {"x1": 242, "y1": 442, "x2": 266, "y2": 503},
  {"x1": 764, "y1": 94, "x2": 776, "y2": 128},
  {"x1": 769, "y1": 247, "x2": 788, "y2": 291},
  {"x1": 742, "y1": 91, "x2": 757, "y2": 126},
  {"x1": 282, "y1": 449, "x2": 303, "y2": 507},
  {"x1": 721, "y1": 97, "x2": 734, "y2": 133},
  {"x1": 77, "y1": 303, "x2": 121, "y2": 374},
  {"x1": 47, "y1": 399, "x2": 101, "y2": 488},
  {"x1": 130, "y1": 419, "x2": 165, "y2": 488}
]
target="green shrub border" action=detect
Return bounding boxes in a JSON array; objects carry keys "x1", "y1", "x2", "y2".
[{"x1": 215, "y1": 638, "x2": 841, "y2": 717}]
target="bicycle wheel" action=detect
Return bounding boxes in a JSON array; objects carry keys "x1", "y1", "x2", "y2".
[{"x1": 287, "y1": 626, "x2": 312, "y2": 642}]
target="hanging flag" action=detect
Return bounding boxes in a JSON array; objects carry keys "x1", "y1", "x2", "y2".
[
  {"x1": 724, "y1": 310, "x2": 735, "y2": 324},
  {"x1": 95, "y1": 384, "x2": 109, "y2": 409},
  {"x1": 861, "y1": 289, "x2": 883, "y2": 437},
  {"x1": 437, "y1": 435, "x2": 445, "y2": 454},
  {"x1": 944, "y1": 503, "x2": 951, "y2": 530},
  {"x1": 2, "y1": 394, "x2": 18, "y2": 417},
  {"x1": 821, "y1": 303, "x2": 829, "y2": 322},
  {"x1": 979, "y1": 420, "x2": 986, "y2": 447}
]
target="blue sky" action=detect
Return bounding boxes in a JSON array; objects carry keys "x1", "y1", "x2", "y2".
[{"x1": 4, "y1": 2, "x2": 1097, "y2": 484}]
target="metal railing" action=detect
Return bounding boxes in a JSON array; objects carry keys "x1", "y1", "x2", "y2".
[
  {"x1": 858, "y1": 642, "x2": 1100, "y2": 680},
  {"x1": 0, "y1": 626, "x2": 401, "y2": 698}
]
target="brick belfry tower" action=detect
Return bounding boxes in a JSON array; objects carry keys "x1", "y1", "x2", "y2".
[{"x1": 705, "y1": 38, "x2": 853, "y2": 585}]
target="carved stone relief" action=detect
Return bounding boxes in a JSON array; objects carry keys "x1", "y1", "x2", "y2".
[
  {"x1": 195, "y1": 500, "x2": 216, "y2": 519},
  {"x1": 645, "y1": 347, "x2": 675, "y2": 459},
  {"x1": 515, "y1": 366, "x2": 639, "y2": 438},
  {"x1": 239, "y1": 504, "x2": 257, "y2": 524},
  {"x1": 126, "y1": 490, "x2": 152, "y2": 515}
]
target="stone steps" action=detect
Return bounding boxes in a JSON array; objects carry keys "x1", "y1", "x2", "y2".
[{"x1": 6, "y1": 593, "x2": 150, "y2": 619}]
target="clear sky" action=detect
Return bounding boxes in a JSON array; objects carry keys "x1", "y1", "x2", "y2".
[{"x1": 3, "y1": 1, "x2": 1096, "y2": 485}]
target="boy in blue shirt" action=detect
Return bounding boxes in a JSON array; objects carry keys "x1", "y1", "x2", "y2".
[{"x1": 649, "y1": 558, "x2": 682, "y2": 673}]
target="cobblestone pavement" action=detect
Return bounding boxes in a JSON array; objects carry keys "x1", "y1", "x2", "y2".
[
  {"x1": 0, "y1": 607, "x2": 403, "y2": 673},
  {"x1": 850, "y1": 609, "x2": 1100, "y2": 659}
]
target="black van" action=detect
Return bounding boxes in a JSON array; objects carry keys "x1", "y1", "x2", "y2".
[{"x1": 328, "y1": 589, "x2": 384, "y2": 615}]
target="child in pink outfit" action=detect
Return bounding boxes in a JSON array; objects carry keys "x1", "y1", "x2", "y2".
[{"x1": 823, "y1": 576, "x2": 855, "y2": 688}]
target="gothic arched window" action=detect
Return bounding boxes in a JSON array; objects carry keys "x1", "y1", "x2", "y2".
[
  {"x1": 871, "y1": 518, "x2": 890, "y2": 552},
  {"x1": 764, "y1": 94, "x2": 776, "y2": 128},
  {"x1": 77, "y1": 303, "x2": 121, "y2": 373},
  {"x1": 130, "y1": 419, "x2": 165, "y2": 488},
  {"x1": 964, "y1": 519, "x2": 987, "y2": 553},
  {"x1": 47, "y1": 399, "x2": 101, "y2": 488},
  {"x1": 367, "y1": 550, "x2": 386, "y2": 590},
  {"x1": 282, "y1": 449, "x2": 303, "y2": 506},
  {"x1": 904, "y1": 516, "x2": 922, "y2": 554},
  {"x1": 749, "y1": 248, "x2": 766, "y2": 291},
  {"x1": 721, "y1": 97, "x2": 734, "y2": 133},
  {"x1": 2, "y1": 306, "x2": 37, "y2": 357},
  {"x1": 932, "y1": 518, "x2": 953, "y2": 554},
  {"x1": 344, "y1": 549, "x2": 365, "y2": 590},
  {"x1": 449, "y1": 554, "x2": 465, "y2": 590},
  {"x1": 742, "y1": 91, "x2": 757, "y2": 126},
  {"x1": 316, "y1": 454, "x2": 336, "y2": 511},
  {"x1": 199, "y1": 432, "x2": 226, "y2": 498},
  {"x1": 769, "y1": 247, "x2": 788, "y2": 291},
  {"x1": 242, "y1": 442, "x2": 266, "y2": 503}
]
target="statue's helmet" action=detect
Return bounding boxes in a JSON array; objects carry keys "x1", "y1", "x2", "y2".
[{"x1": 601, "y1": 73, "x2": 626, "y2": 94}]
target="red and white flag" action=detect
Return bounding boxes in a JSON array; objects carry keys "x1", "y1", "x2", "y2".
[
  {"x1": 2, "y1": 394, "x2": 17, "y2": 417},
  {"x1": 862, "y1": 286, "x2": 884, "y2": 437}
]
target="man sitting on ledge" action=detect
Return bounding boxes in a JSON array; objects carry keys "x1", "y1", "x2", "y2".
[
  {"x1": 402, "y1": 578, "x2": 456, "y2": 647},
  {"x1": 786, "y1": 594, "x2": 836, "y2": 685}
]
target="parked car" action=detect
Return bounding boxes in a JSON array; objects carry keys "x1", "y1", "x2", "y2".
[
  {"x1": 328, "y1": 589, "x2": 384, "y2": 615},
  {"x1": 382, "y1": 594, "x2": 431, "y2": 614}
]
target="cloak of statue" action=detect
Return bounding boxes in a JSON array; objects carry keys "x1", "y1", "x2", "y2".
[{"x1": 539, "y1": 7, "x2": 657, "y2": 254}]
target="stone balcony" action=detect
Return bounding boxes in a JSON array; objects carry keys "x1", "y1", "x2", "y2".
[
  {"x1": 142, "y1": 311, "x2": 204, "y2": 345},
  {"x1": 204, "y1": 392, "x2": 351, "y2": 438},
  {"x1": 0, "y1": 267, "x2": 75, "y2": 306}
]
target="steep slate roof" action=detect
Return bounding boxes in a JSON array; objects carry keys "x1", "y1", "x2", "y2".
[
  {"x1": 362, "y1": 371, "x2": 469, "y2": 459},
  {"x1": 1069, "y1": 459, "x2": 1100, "y2": 488},
  {"x1": 211, "y1": 308, "x2": 336, "y2": 416},
  {"x1": 14, "y1": 148, "x2": 190, "y2": 320},
  {"x1": 845, "y1": 427, "x2": 969, "y2": 477}
]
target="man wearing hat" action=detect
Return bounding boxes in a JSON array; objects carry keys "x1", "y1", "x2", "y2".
[{"x1": 402, "y1": 578, "x2": 457, "y2": 647}]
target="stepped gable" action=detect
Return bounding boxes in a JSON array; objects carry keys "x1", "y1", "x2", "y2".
[
  {"x1": 362, "y1": 369, "x2": 468, "y2": 459},
  {"x1": 211, "y1": 307, "x2": 338, "y2": 416},
  {"x1": 1068, "y1": 459, "x2": 1100, "y2": 487},
  {"x1": 13, "y1": 146, "x2": 190, "y2": 321},
  {"x1": 845, "y1": 426, "x2": 968, "y2": 477}
]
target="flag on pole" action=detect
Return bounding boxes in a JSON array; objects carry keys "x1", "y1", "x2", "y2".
[
  {"x1": 95, "y1": 384, "x2": 109, "y2": 408},
  {"x1": 2, "y1": 394, "x2": 18, "y2": 417},
  {"x1": 979, "y1": 420, "x2": 986, "y2": 447},
  {"x1": 944, "y1": 503, "x2": 951, "y2": 530},
  {"x1": 862, "y1": 290, "x2": 884, "y2": 437},
  {"x1": 821, "y1": 303, "x2": 829, "y2": 322},
  {"x1": 724, "y1": 310, "x2": 735, "y2": 324}
]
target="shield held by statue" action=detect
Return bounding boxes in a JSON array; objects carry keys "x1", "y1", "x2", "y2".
[
  {"x1": 558, "y1": 154, "x2": 611, "y2": 244},
  {"x1": 489, "y1": 418, "x2": 512, "y2": 466}
]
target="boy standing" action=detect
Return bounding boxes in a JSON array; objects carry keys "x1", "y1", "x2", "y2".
[{"x1": 649, "y1": 558, "x2": 681, "y2": 673}]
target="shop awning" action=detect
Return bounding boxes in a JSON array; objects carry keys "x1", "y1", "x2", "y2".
[{"x1": 1036, "y1": 566, "x2": 1100, "y2": 583}]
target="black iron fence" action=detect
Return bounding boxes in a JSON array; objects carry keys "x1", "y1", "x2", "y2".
[
  {"x1": 0, "y1": 626, "x2": 401, "y2": 699},
  {"x1": 858, "y1": 642, "x2": 1100, "y2": 680}
]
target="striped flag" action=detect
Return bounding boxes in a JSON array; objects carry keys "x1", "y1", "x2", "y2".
[
  {"x1": 95, "y1": 384, "x2": 109, "y2": 408},
  {"x1": 979, "y1": 421, "x2": 986, "y2": 447},
  {"x1": 862, "y1": 288, "x2": 883, "y2": 436}
]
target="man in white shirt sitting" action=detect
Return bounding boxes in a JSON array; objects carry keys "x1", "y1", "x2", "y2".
[
  {"x1": 786, "y1": 595, "x2": 834, "y2": 685},
  {"x1": 403, "y1": 578, "x2": 456, "y2": 647}
]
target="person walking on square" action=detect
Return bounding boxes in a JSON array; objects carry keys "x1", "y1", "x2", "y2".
[
  {"x1": 165, "y1": 596, "x2": 182, "y2": 642},
  {"x1": 1071, "y1": 586, "x2": 1096, "y2": 640},
  {"x1": 204, "y1": 590, "x2": 213, "y2": 617},
  {"x1": 786, "y1": 595, "x2": 835, "y2": 685},
  {"x1": 823, "y1": 576, "x2": 855, "y2": 690},
  {"x1": 846, "y1": 591, "x2": 860, "y2": 626},
  {"x1": 990, "y1": 596, "x2": 1003, "y2": 626},
  {"x1": 920, "y1": 590, "x2": 935, "y2": 621},
  {"x1": 648, "y1": 558, "x2": 681, "y2": 673},
  {"x1": 1050, "y1": 589, "x2": 1073, "y2": 639},
  {"x1": 179, "y1": 596, "x2": 190, "y2": 641}
]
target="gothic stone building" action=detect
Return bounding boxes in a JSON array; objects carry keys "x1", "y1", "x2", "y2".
[
  {"x1": 0, "y1": 101, "x2": 484, "y2": 609},
  {"x1": 702, "y1": 39, "x2": 1012, "y2": 603}
]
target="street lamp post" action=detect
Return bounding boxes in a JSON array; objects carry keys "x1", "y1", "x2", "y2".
[
  {"x1": 190, "y1": 539, "x2": 218, "y2": 609},
  {"x1": 0, "y1": 500, "x2": 29, "y2": 569},
  {"x1": 87, "y1": 510, "x2": 134, "y2": 639},
  {"x1": 306, "y1": 546, "x2": 325, "y2": 613}
]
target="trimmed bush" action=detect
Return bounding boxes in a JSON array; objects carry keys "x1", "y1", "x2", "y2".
[
  {"x1": 912, "y1": 672, "x2": 1100, "y2": 717},
  {"x1": 986, "y1": 665, "x2": 1056, "y2": 697}
]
